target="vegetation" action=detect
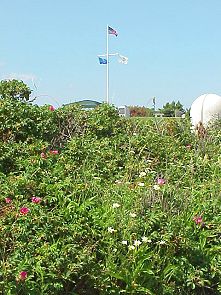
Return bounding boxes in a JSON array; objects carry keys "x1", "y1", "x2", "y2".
[
  {"x1": 159, "y1": 101, "x2": 185, "y2": 117},
  {"x1": 129, "y1": 106, "x2": 154, "y2": 117},
  {"x1": 0, "y1": 80, "x2": 221, "y2": 294}
]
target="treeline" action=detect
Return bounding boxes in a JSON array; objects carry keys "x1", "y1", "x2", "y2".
[{"x1": 129, "y1": 100, "x2": 185, "y2": 117}]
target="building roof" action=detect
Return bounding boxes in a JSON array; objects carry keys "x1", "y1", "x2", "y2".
[{"x1": 71, "y1": 99, "x2": 102, "y2": 109}]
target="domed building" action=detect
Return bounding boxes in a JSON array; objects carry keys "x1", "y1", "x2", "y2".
[{"x1": 190, "y1": 93, "x2": 221, "y2": 128}]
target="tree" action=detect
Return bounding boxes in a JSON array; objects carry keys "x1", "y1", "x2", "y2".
[
  {"x1": 0, "y1": 79, "x2": 32, "y2": 102},
  {"x1": 160, "y1": 101, "x2": 184, "y2": 117},
  {"x1": 129, "y1": 106, "x2": 154, "y2": 117}
]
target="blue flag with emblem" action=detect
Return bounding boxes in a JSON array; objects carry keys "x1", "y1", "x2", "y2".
[{"x1": 98, "y1": 57, "x2": 107, "y2": 64}]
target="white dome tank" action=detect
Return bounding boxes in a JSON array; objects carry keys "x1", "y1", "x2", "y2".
[{"x1": 190, "y1": 93, "x2": 221, "y2": 128}]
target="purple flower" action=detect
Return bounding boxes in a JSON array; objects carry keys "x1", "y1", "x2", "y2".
[
  {"x1": 50, "y1": 150, "x2": 59, "y2": 155},
  {"x1": 20, "y1": 207, "x2": 30, "y2": 215},
  {"x1": 193, "y1": 215, "x2": 203, "y2": 224},
  {"x1": 31, "y1": 197, "x2": 42, "y2": 204},
  {"x1": 5, "y1": 197, "x2": 12, "y2": 204},
  {"x1": 40, "y1": 152, "x2": 46, "y2": 159},
  {"x1": 19, "y1": 271, "x2": 28, "y2": 281},
  {"x1": 49, "y1": 105, "x2": 55, "y2": 111},
  {"x1": 157, "y1": 178, "x2": 166, "y2": 186}
]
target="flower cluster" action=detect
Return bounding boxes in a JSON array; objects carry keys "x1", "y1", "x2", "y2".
[{"x1": 122, "y1": 236, "x2": 152, "y2": 250}]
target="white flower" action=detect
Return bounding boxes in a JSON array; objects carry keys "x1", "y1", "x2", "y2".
[
  {"x1": 112, "y1": 203, "x2": 121, "y2": 209},
  {"x1": 133, "y1": 133, "x2": 137, "y2": 136},
  {"x1": 153, "y1": 184, "x2": 160, "y2": 191},
  {"x1": 137, "y1": 182, "x2": 145, "y2": 187},
  {"x1": 115, "y1": 180, "x2": 122, "y2": 184},
  {"x1": 108, "y1": 227, "x2": 116, "y2": 233},
  {"x1": 128, "y1": 245, "x2": 135, "y2": 250},
  {"x1": 158, "y1": 240, "x2": 166, "y2": 245},
  {"x1": 141, "y1": 236, "x2": 151, "y2": 243},
  {"x1": 139, "y1": 171, "x2": 146, "y2": 177},
  {"x1": 133, "y1": 240, "x2": 142, "y2": 247},
  {"x1": 129, "y1": 212, "x2": 137, "y2": 218},
  {"x1": 121, "y1": 240, "x2": 128, "y2": 245}
]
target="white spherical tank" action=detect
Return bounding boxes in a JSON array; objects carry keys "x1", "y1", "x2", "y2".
[{"x1": 190, "y1": 93, "x2": 221, "y2": 128}]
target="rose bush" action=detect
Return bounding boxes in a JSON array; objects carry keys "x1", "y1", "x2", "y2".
[{"x1": 0, "y1": 81, "x2": 221, "y2": 294}]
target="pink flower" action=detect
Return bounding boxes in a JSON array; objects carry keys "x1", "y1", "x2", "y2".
[
  {"x1": 49, "y1": 105, "x2": 55, "y2": 111},
  {"x1": 40, "y1": 152, "x2": 46, "y2": 159},
  {"x1": 31, "y1": 197, "x2": 42, "y2": 204},
  {"x1": 157, "y1": 178, "x2": 166, "y2": 186},
  {"x1": 19, "y1": 271, "x2": 28, "y2": 281},
  {"x1": 5, "y1": 197, "x2": 12, "y2": 204},
  {"x1": 20, "y1": 207, "x2": 30, "y2": 215},
  {"x1": 193, "y1": 215, "x2": 203, "y2": 224},
  {"x1": 186, "y1": 144, "x2": 192, "y2": 149},
  {"x1": 50, "y1": 150, "x2": 59, "y2": 155}
]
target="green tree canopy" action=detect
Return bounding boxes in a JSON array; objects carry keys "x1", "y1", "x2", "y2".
[
  {"x1": 0, "y1": 79, "x2": 32, "y2": 102},
  {"x1": 160, "y1": 100, "x2": 184, "y2": 117}
]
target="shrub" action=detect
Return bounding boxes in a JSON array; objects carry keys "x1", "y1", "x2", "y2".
[{"x1": 0, "y1": 84, "x2": 221, "y2": 294}]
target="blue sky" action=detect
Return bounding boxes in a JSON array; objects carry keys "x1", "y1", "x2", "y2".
[{"x1": 1, "y1": 0, "x2": 221, "y2": 109}]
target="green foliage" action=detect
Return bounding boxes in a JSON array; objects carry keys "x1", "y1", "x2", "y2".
[
  {"x1": 0, "y1": 80, "x2": 32, "y2": 102},
  {"x1": 160, "y1": 101, "x2": 184, "y2": 117},
  {"x1": 0, "y1": 80, "x2": 221, "y2": 294}
]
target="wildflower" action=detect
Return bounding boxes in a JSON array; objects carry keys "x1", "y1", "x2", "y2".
[
  {"x1": 115, "y1": 180, "x2": 122, "y2": 184},
  {"x1": 158, "y1": 240, "x2": 166, "y2": 245},
  {"x1": 128, "y1": 245, "x2": 135, "y2": 250},
  {"x1": 19, "y1": 271, "x2": 28, "y2": 281},
  {"x1": 129, "y1": 212, "x2": 137, "y2": 218},
  {"x1": 139, "y1": 171, "x2": 146, "y2": 177},
  {"x1": 49, "y1": 105, "x2": 55, "y2": 111},
  {"x1": 5, "y1": 197, "x2": 12, "y2": 204},
  {"x1": 40, "y1": 152, "x2": 46, "y2": 159},
  {"x1": 112, "y1": 203, "x2": 120, "y2": 209},
  {"x1": 193, "y1": 215, "x2": 203, "y2": 224},
  {"x1": 157, "y1": 178, "x2": 166, "y2": 186},
  {"x1": 133, "y1": 240, "x2": 142, "y2": 247},
  {"x1": 31, "y1": 197, "x2": 42, "y2": 204},
  {"x1": 20, "y1": 207, "x2": 30, "y2": 215},
  {"x1": 153, "y1": 184, "x2": 160, "y2": 191},
  {"x1": 50, "y1": 150, "x2": 59, "y2": 155},
  {"x1": 137, "y1": 182, "x2": 145, "y2": 187},
  {"x1": 122, "y1": 240, "x2": 128, "y2": 245},
  {"x1": 141, "y1": 236, "x2": 151, "y2": 243},
  {"x1": 186, "y1": 144, "x2": 192, "y2": 149},
  {"x1": 108, "y1": 227, "x2": 116, "y2": 233},
  {"x1": 133, "y1": 133, "x2": 137, "y2": 136}
]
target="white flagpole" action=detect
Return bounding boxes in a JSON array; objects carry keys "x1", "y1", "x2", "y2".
[{"x1": 106, "y1": 25, "x2": 109, "y2": 104}]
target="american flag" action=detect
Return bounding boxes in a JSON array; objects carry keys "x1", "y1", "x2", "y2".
[{"x1": 108, "y1": 26, "x2": 118, "y2": 36}]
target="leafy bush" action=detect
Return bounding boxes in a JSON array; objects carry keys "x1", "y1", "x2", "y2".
[{"x1": 0, "y1": 83, "x2": 221, "y2": 294}]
